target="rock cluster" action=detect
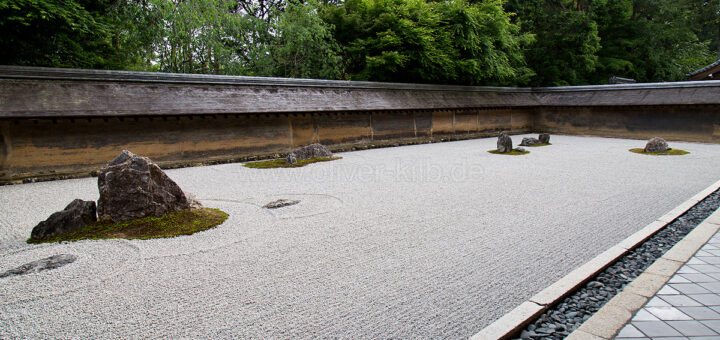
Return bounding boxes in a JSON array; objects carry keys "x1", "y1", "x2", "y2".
[
  {"x1": 644, "y1": 137, "x2": 669, "y2": 153},
  {"x1": 496, "y1": 131, "x2": 513, "y2": 153},
  {"x1": 286, "y1": 143, "x2": 333, "y2": 164},
  {"x1": 31, "y1": 199, "x2": 97, "y2": 240},
  {"x1": 31, "y1": 150, "x2": 201, "y2": 240},
  {"x1": 97, "y1": 150, "x2": 191, "y2": 222},
  {"x1": 519, "y1": 137, "x2": 541, "y2": 146}
]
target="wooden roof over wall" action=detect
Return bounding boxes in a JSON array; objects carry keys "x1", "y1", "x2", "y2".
[{"x1": 687, "y1": 59, "x2": 720, "y2": 81}]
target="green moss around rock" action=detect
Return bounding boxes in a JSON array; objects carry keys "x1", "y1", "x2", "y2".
[
  {"x1": 525, "y1": 142, "x2": 552, "y2": 147},
  {"x1": 629, "y1": 148, "x2": 689, "y2": 156},
  {"x1": 27, "y1": 208, "x2": 228, "y2": 244},
  {"x1": 488, "y1": 149, "x2": 530, "y2": 155},
  {"x1": 243, "y1": 157, "x2": 342, "y2": 168}
]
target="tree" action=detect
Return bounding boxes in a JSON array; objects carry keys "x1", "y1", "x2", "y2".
[
  {"x1": 323, "y1": 0, "x2": 532, "y2": 85},
  {"x1": 0, "y1": 0, "x2": 130, "y2": 69},
  {"x1": 269, "y1": 0, "x2": 343, "y2": 79},
  {"x1": 505, "y1": 0, "x2": 601, "y2": 86}
]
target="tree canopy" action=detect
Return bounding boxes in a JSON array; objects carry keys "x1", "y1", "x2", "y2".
[{"x1": 0, "y1": 0, "x2": 717, "y2": 85}]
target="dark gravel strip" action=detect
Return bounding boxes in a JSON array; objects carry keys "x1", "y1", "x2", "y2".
[{"x1": 515, "y1": 189, "x2": 720, "y2": 339}]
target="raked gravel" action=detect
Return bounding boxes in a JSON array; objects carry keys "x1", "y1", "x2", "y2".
[{"x1": 2, "y1": 135, "x2": 720, "y2": 338}]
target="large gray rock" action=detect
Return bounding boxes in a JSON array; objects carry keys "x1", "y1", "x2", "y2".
[
  {"x1": 31, "y1": 199, "x2": 97, "y2": 240},
  {"x1": 538, "y1": 133, "x2": 550, "y2": 144},
  {"x1": 644, "y1": 137, "x2": 669, "y2": 153},
  {"x1": 520, "y1": 137, "x2": 541, "y2": 146},
  {"x1": 286, "y1": 143, "x2": 333, "y2": 163},
  {"x1": 97, "y1": 150, "x2": 190, "y2": 223},
  {"x1": 497, "y1": 131, "x2": 513, "y2": 153}
]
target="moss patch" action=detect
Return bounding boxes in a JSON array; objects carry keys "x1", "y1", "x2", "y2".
[
  {"x1": 488, "y1": 149, "x2": 530, "y2": 155},
  {"x1": 629, "y1": 148, "x2": 690, "y2": 156},
  {"x1": 27, "y1": 208, "x2": 228, "y2": 244},
  {"x1": 525, "y1": 142, "x2": 552, "y2": 147},
  {"x1": 243, "y1": 157, "x2": 342, "y2": 168}
]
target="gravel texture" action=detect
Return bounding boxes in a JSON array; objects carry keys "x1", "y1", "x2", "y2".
[
  {"x1": 516, "y1": 189, "x2": 720, "y2": 339},
  {"x1": 2, "y1": 135, "x2": 720, "y2": 338}
]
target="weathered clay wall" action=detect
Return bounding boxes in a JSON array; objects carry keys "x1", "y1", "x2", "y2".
[
  {"x1": 1, "y1": 66, "x2": 719, "y2": 183},
  {"x1": 0, "y1": 108, "x2": 535, "y2": 183}
]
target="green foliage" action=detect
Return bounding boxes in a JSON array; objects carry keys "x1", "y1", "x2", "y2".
[
  {"x1": 269, "y1": 0, "x2": 343, "y2": 79},
  {"x1": 243, "y1": 157, "x2": 342, "y2": 168},
  {"x1": 1, "y1": 0, "x2": 717, "y2": 85},
  {"x1": 27, "y1": 208, "x2": 229, "y2": 244},
  {"x1": 323, "y1": 0, "x2": 533, "y2": 85},
  {"x1": 0, "y1": 0, "x2": 129, "y2": 69},
  {"x1": 506, "y1": 0, "x2": 601, "y2": 85}
]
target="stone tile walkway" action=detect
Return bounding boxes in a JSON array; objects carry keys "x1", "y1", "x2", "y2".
[{"x1": 616, "y1": 230, "x2": 720, "y2": 339}]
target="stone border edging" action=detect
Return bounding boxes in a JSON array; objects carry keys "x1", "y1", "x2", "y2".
[{"x1": 471, "y1": 179, "x2": 720, "y2": 340}]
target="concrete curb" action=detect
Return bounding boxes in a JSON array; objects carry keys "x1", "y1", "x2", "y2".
[{"x1": 471, "y1": 179, "x2": 720, "y2": 340}]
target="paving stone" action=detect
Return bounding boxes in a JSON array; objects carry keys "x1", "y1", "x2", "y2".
[
  {"x1": 665, "y1": 320, "x2": 718, "y2": 336},
  {"x1": 658, "y1": 286, "x2": 682, "y2": 295},
  {"x1": 661, "y1": 295, "x2": 705, "y2": 307},
  {"x1": 633, "y1": 321, "x2": 683, "y2": 337},
  {"x1": 645, "y1": 307, "x2": 693, "y2": 321},
  {"x1": 700, "y1": 319, "x2": 720, "y2": 333},
  {"x1": 669, "y1": 275, "x2": 692, "y2": 284},
  {"x1": 686, "y1": 266, "x2": 720, "y2": 274},
  {"x1": 670, "y1": 284, "x2": 712, "y2": 295},
  {"x1": 633, "y1": 309, "x2": 661, "y2": 321},
  {"x1": 677, "y1": 307, "x2": 720, "y2": 320},
  {"x1": 697, "y1": 282, "x2": 720, "y2": 293},
  {"x1": 689, "y1": 258, "x2": 709, "y2": 265},
  {"x1": 679, "y1": 266, "x2": 702, "y2": 274},
  {"x1": 696, "y1": 257, "x2": 720, "y2": 265},
  {"x1": 687, "y1": 294, "x2": 720, "y2": 306},
  {"x1": 616, "y1": 324, "x2": 645, "y2": 338},
  {"x1": 647, "y1": 297, "x2": 672, "y2": 307}
]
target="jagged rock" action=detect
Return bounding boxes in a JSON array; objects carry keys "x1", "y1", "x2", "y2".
[
  {"x1": 31, "y1": 199, "x2": 97, "y2": 240},
  {"x1": 644, "y1": 137, "x2": 669, "y2": 153},
  {"x1": 185, "y1": 192, "x2": 204, "y2": 210},
  {"x1": 539, "y1": 133, "x2": 550, "y2": 144},
  {"x1": 520, "y1": 137, "x2": 541, "y2": 146},
  {"x1": 287, "y1": 143, "x2": 332, "y2": 163},
  {"x1": 97, "y1": 150, "x2": 190, "y2": 223},
  {"x1": 497, "y1": 131, "x2": 513, "y2": 153},
  {"x1": 0, "y1": 254, "x2": 77, "y2": 278},
  {"x1": 286, "y1": 153, "x2": 298, "y2": 164}
]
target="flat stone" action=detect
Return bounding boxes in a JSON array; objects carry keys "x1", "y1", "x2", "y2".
[
  {"x1": 519, "y1": 137, "x2": 541, "y2": 146},
  {"x1": 0, "y1": 254, "x2": 77, "y2": 279},
  {"x1": 264, "y1": 199, "x2": 300, "y2": 209}
]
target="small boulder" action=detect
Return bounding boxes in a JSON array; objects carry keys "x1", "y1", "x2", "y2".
[
  {"x1": 644, "y1": 137, "x2": 669, "y2": 153},
  {"x1": 287, "y1": 143, "x2": 333, "y2": 163},
  {"x1": 538, "y1": 133, "x2": 550, "y2": 144},
  {"x1": 520, "y1": 137, "x2": 541, "y2": 146},
  {"x1": 286, "y1": 153, "x2": 298, "y2": 164},
  {"x1": 497, "y1": 131, "x2": 513, "y2": 153},
  {"x1": 31, "y1": 199, "x2": 97, "y2": 240},
  {"x1": 97, "y1": 150, "x2": 190, "y2": 223},
  {"x1": 514, "y1": 147, "x2": 526, "y2": 153}
]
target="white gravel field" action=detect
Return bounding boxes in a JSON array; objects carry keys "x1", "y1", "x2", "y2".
[{"x1": 2, "y1": 135, "x2": 720, "y2": 338}]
